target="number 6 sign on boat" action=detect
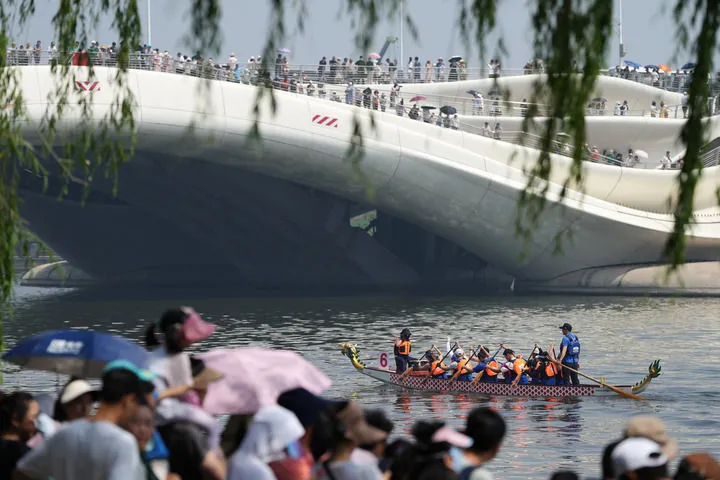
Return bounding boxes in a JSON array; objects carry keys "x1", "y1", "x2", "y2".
[{"x1": 378, "y1": 352, "x2": 388, "y2": 369}]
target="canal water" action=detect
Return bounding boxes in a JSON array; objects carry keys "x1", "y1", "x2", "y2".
[{"x1": 3, "y1": 287, "x2": 718, "y2": 479}]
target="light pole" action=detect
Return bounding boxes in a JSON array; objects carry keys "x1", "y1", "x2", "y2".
[
  {"x1": 147, "y1": 0, "x2": 152, "y2": 46},
  {"x1": 399, "y1": 0, "x2": 404, "y2": 65},
  {"x1": 617, "y1": 0, "x2": 625, "y2": 66}
]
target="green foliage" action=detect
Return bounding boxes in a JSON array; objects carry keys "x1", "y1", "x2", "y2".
[{"x1": 0, "y1": 0, "x2": 221, "y2": 359}]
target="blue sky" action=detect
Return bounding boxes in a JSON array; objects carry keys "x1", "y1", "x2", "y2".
[{"x1": 14, "y1": 0, "x2": 717, "y2": 70}]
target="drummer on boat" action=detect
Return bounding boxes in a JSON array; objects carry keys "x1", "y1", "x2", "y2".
[{"x1": 393, "y1": 328, "x2": 414, "y2": 373}]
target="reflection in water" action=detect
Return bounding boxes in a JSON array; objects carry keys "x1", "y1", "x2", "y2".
[{"x1": 4, "y1": 288, "x2": 720, "y2": 479}]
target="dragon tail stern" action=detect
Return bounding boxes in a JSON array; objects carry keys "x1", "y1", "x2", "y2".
[{"x1": 631, "y1": 359, "x2": 662, "y2": 394}]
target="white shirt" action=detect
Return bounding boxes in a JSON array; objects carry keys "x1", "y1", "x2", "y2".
[{"x1": 147, "y1": 346, "x2": 193, "y2": 390}]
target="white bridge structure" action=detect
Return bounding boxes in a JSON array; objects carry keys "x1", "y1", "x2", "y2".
[{"x1": 15, "y1": 66, "x2": 720, "y2": 293}]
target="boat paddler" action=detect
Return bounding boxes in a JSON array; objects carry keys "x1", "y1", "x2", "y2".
[
  {"x1": 451, "y1": 348, "x2": 474, "y2": 381},
  {"x1": 500, "y1": 349, "x2": 530, "y2": 385},
  {"x1": 393, "y1": 328, "x2": 413, "y2": 373},
  {"x1": 470, "y1": 346, "x2": 502, "y2": 383},
  {"x1": 423, "y1": 350, "x2": 450, "y2": 379}
]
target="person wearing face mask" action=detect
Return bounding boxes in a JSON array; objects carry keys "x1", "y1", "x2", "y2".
[
  {"x1": 0, "y1": 391, "x2": 39, "y2": 478},
  {"x1": 53, "y1": 378, "x2": 97, "y2": 423}
]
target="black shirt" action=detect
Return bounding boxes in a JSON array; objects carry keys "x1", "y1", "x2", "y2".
[{"x1": 0, "y1": 438, "x2": 31, "y2": 480}]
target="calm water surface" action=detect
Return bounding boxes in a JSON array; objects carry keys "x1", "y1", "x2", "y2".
[{"x1": 3, "y1": 287, "x2": 718, "y2": 479}]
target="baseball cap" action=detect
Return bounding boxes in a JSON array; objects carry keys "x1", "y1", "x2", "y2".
[
  {"x1": 103, "y1": 359, "x2": 156, "y2": 383},
  {"x1": 431, "y1": 426, "x2": 473, "y2": 448},
  {"x1": 559, "y1": 323, "x2": 573, "y2": 331},
  {"x1": 336, "y1": 402, "x2": 387, "y2": 445},
  {"x1": 611, "y1": 437, "x2": 668, "y2": 477},
  {"x1": 625, "y1": 415, "x2": 678, "y2": 460},
  {"x1": 60, "y1": 379, "x2": 98, "y2": 404}
]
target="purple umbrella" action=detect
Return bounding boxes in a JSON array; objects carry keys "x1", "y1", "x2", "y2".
[{"x1": 278, "y1": 47, "x2": 291, "y2": 55}]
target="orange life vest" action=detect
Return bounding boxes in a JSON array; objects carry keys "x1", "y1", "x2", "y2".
[
  {"x1": 431, "y1": 360, "x2": 446, "y2": 376},
  {"x1": 393, "y1": 338, "x2": 412, "y2": 355},
  {"x1": 544, "y1": 361, "x2": 558, "y2": 378},
  {"x1": 512, "y1": 358, "x2": 527, "y2": 375},
  {"x1": 457, "y1": 358, "x2": 473, "y2": 374},
  {"x1": 393, "y1": 339, "x2": 411, "y2": 356},
  {"x1": 485, "y1": 360, "x2": 499, "y2": 377}
]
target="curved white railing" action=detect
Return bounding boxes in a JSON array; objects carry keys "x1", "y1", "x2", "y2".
[{"x1": 7, "y1": 49, "x2": 717, "y2": 96}]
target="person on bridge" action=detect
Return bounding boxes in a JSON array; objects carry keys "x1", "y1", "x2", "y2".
[
  {"x1": 557, "y1": 323, "x2": 581, "y2": 385},
  {"x1": 393, "y1": 329, "x2": 413, "y2": 373}
]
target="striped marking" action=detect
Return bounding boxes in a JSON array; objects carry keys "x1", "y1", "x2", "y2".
[{"x1": 311, "y1": 114, "x2": 339, "y2": 128}]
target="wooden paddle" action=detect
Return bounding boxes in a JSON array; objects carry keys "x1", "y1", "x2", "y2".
[
  {"x1": 471, "y1": 344, "x2": 503, "y2": 385},
  {"x1": 420, "y1": 342, "x2": 457, "y2": 386},
  {"x1": 552, "y1": 360, "x2": 646, "y2": 401},
  {"x1": 449, "y1": 344, "x2": 482, "y2": 384}
]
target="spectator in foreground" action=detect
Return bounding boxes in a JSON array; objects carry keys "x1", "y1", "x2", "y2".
[
  {"x1": 14, "y1": 360, "x2": 155, "y2": 480},
  {"x1": 0, "y1": 392, "x2": 39, "y2": 478},
  {"x1": 352, "y1": 409, "x2": 394, "y2": 471},
  {"x1": 611, "y1": 437, "x2": 670, "y2": 480},
  {"x1": 53, "y1": 377, "x2": 97, "y2": 423},
  {"x1": 675, "y1": 453, "x2": 720, "y2": 480},
  {"x1": 459, "y1": 407, "x2": 506, "y2": 480}
]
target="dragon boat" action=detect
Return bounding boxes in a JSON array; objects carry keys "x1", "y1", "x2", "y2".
[{"x1": 340, "y1": 343, "x2": 661, "y2": 398}]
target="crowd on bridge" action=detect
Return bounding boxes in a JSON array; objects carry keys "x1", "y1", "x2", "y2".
[{"x1": 0, "y1": 310, "x2": 716, "y2": 480}]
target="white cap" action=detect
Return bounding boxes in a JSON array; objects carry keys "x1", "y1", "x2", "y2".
[
  {"x1": 612, "y1": 437, "x2": 668, "y2": 477},
  {"x1": 454, "y1": 348, "x2": 464, "y2": 356},
  {"x1": 60, "y1": 379, "x2": 96, "y2": 404}
]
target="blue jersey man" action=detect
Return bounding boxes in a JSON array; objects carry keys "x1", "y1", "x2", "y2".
[{"x1": 558, "y1": 323, "x2": 581, "y2": 385}]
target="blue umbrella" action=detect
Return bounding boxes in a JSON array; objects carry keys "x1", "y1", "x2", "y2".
[
  {"x1": 623, "y1": 60, "x2": 641, "y2": 69},
  {"x1": 440, "y1": 105, "x2": 457, "y2": 115},
  {"x1": 644, "y1": 64, "x2": 658, "y2": 70},
  {"x1": 681, "y1": 62, "x2": 696, "y2": 70},
  {"x1": 2, "y1": 329, "x2": 148, "y2": 378},
  {"x1": 466, "y1": 89, "x2": 479, "y2": 95}
]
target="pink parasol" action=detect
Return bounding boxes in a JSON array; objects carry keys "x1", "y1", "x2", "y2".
[
  {"x1": 367, "y1": 52, "x2": 381, "y2": 60},
  {"x1": 410, "y1": 95, "x2": 426, "y2": 103},
  {"x1": 198, "y1": 348, "x2": 332, "y2": 415}
]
